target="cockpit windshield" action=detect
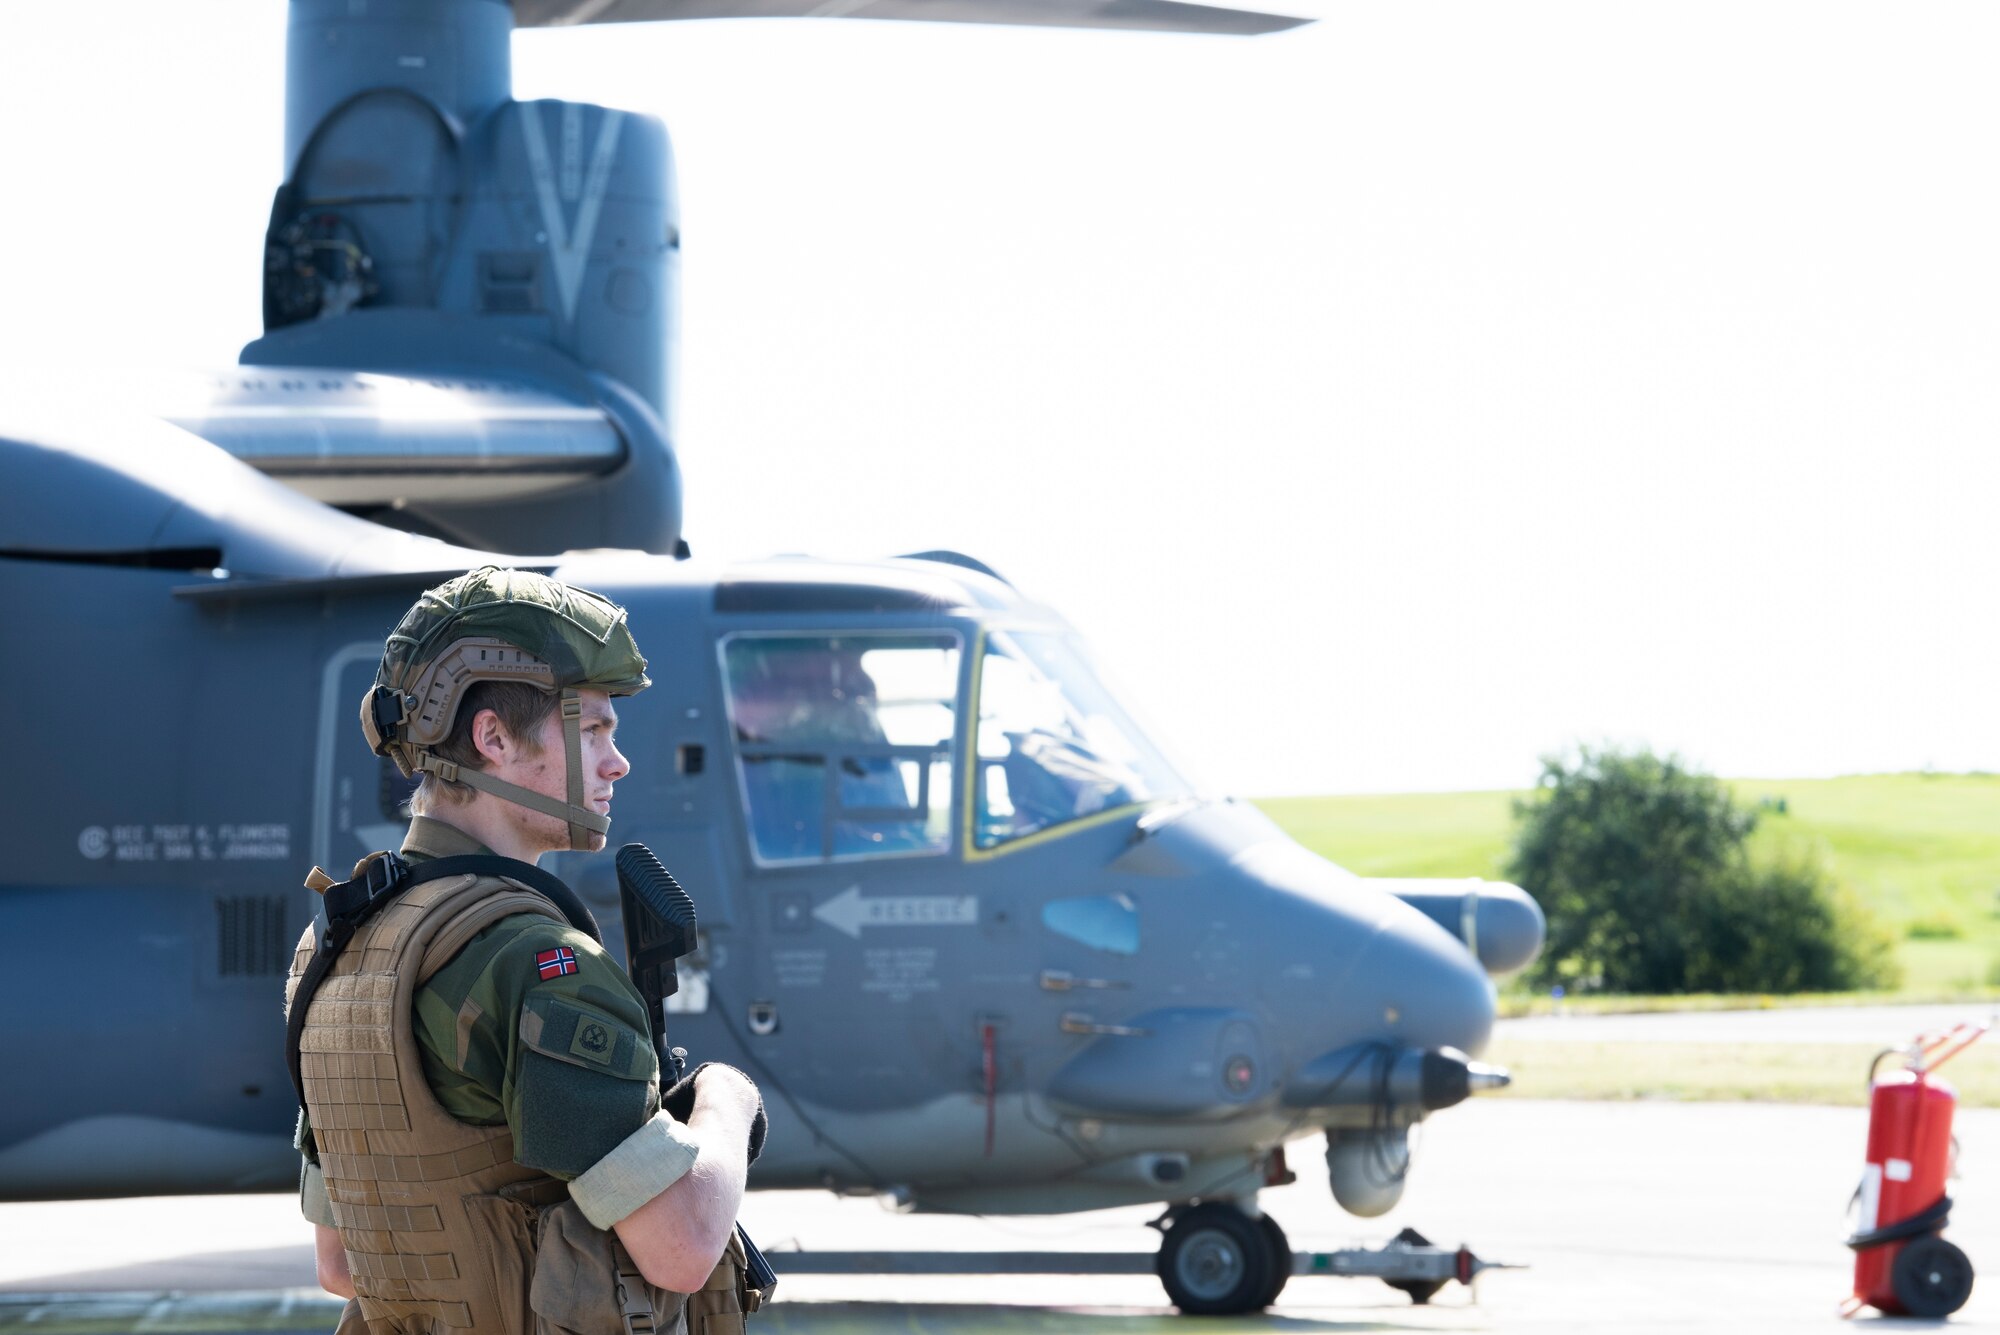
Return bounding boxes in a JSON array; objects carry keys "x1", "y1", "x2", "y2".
[
  {"x1": 721, "y1": 632, "x2": 960, "y2": 864},
  {"x1": 974, "y1": 630, "x2": 1191, "y2": 849}
]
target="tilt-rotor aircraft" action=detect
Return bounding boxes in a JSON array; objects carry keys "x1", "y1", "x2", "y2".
[{"x1": 0, "y1": 0, "x2": 1546, "y2": 1314}]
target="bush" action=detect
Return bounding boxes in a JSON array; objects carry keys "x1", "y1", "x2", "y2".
[
  {"x1": 1508, "y1": 746, "x2": 1897, "y2": 994},
  {"x1": 1905, "y1": 915, "x2": 1965, "y2": 941}
]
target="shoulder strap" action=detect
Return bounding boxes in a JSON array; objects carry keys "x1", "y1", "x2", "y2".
[
  {"x1": 286, "y1": 852, "x2": 603, "y2": 1118},
  {"x1": 409, "y1": 855, "x2": 602, "y2": 944}
]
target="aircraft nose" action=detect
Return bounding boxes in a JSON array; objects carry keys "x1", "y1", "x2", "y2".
[
  {"x1": 1224, "y1": 838, "x2": 1497, "y2": 1057},
  {"x1": 1349, "y1": 900, "x2": 1498, "y2": 1057}
]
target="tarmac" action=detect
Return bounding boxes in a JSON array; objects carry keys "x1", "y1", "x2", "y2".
[{"x1": 3, "y1": 1006, "x2": 1996, "y2": 1332}]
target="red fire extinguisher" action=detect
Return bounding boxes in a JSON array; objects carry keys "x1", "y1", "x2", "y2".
[{"x1": 1843, "y1": 1021, "x2": 1984, "y2": 1319}]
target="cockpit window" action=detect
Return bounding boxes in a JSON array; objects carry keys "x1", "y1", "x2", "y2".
[
  {"x1": 974, "y1": 631, "x2": 1190, "y2": 849},
  {"x1": 721, "y1": 633, "x2": 960, "y2": 864}
]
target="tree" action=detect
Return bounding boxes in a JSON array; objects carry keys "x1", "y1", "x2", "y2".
[{"x1": 1508, "y1": 746, "x2": 1896, "y2": 994}]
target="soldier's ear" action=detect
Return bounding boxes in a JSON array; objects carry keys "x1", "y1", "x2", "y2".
[{"x1": 470, "y1": 707, "x2": 511, "y2": 766}]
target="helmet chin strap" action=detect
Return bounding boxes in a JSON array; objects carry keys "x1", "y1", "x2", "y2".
[
  {"x1": 559, "y1": 689, "x2": 591, "y2": 852},
  {"x1": 413, "y1": 690, "x2": 605, "y2": 850}
]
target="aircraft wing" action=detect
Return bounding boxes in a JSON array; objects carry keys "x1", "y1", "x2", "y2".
[
  {"x1": 122, "y1": 368, "x2": 627, "y2": 509},
  {"x1": 515, "y1": 0, "x2": 1310, "y2": 37}
]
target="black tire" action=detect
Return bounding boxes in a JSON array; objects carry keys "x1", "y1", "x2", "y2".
[
  {"x1": 1256, "y1": 1213, "x2": 1291, "y2": 1309},
  {"x1": 1157, "y1": 1203, "x2": 1280, "y2": 1316},
  {"x1": 1892, "y1": 1235, "x2": 1974, "y2": 1318},
  {"x1": 1386, "y1": 1226, "x2": 1444, "y2": 1305},
  {"x1": 1387, "y1": 1278, "x2": 1446, "y2": 1305}
]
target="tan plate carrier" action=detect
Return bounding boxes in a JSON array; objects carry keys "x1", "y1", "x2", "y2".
[{"x1": 287, "y1": 867, "x2": 755, "y2": 1335}]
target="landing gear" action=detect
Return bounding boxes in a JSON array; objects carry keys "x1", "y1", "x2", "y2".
[
  {"x1": 1256, "y1": 1214, "x2": 1292, "y2": 1308},
  {"x1": 1155, "y1": 1203, "x2": 1288, "y2": 1315}
]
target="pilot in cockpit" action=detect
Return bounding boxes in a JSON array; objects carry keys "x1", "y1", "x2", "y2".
[
  {"x1": 974, "y1": 637, "x2": 1143, "y2": 846},
  {"x1": 726, "y1": 639, "x2": 926, "y2": 860}
]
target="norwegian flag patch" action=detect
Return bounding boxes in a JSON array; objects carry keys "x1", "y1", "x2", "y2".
[{"x1": 535, "y1": 946, "x2": 578, "y2": 980}]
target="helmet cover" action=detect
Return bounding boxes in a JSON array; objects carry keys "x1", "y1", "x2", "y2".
[{"x1": 362, "y1": 566, "x2": 650, "y2": 778}]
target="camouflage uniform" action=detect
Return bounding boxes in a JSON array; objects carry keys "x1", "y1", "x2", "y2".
[
  {"x1": 288, "y1": 568, "x2": 754, "y2": 1335},
  {"x1": 296, "y1": 816, "x2": 694, "y2": 1230}
]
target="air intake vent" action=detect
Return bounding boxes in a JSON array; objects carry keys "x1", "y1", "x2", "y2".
[{"x1": 217, "y1": 896, "x2": 292, "y2": 977}]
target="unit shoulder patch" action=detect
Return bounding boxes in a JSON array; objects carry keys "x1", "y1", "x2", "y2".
[
  {"x1": 571, "y1": 1018, "x2": 616, "y2": 1064},
  {"x1": 519, "y1": 993, "x2": 649, "y2": 1081}
]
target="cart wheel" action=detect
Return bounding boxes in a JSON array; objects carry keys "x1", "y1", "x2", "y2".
[
  {"x1": 1157, "y1": 1203, "x2": 1280, "y2": 1316},
  {"x1": 1892, "y1": 1235, "x2": 1974, "y2": 1318},
  {"x1": 1256, "y1": 1213, "x2": 1291, "y2": 1309},
  {"x1": 1385, "y1": 1226, "x2": 1445, "y2": 1305},
  {"x1": 1386, "y1": 1278, "x2": 1446, "y2": 1306}
]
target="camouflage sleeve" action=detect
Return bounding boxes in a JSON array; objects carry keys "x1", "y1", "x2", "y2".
[
  {"x1": 294, "y1": 1107, "x2": 319, "y2": 1165},
  {"x1": 294, "y1": 1105, "x2": 334, "y2": 1225},
  {"x1": 300, "y1": 1159, "x2": 335, "y2": 1228},
  {"x1": 413, "y1": 914, "x2": 665, "y2": 1180}
]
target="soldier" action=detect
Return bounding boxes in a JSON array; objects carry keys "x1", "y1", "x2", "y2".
[{"x1": 286, "y1": 567, "x2": 766, "y2": 1335}]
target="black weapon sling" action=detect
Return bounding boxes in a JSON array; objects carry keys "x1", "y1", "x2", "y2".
[{"x1": 286, "y1": 851, "x2": 602, "y2": 1117}]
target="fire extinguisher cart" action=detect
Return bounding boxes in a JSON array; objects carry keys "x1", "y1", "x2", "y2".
[{"x1": 1845, "y1": 1021, "x2": 1984, "y2": 1319}]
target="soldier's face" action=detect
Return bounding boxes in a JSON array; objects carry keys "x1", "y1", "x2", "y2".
[{"x1": 482, "y1": 688, "x2": 630, "y2": 854}]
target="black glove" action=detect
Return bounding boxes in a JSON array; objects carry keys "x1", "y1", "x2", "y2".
[{"x1": 661, "y1": 1061, "x2": 767, "y2": 1167}]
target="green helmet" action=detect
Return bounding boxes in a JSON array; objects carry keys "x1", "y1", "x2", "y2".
[{"x1": 361, "y1": 567, "x2": 650, "y2": 849}]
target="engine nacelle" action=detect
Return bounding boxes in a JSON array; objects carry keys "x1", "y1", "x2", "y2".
[{"x1": 240, "y1": 0, "x2": 685, "y2": 558}]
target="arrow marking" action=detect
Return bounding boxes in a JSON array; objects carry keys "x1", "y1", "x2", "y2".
[{"x1": 813, "y1": 885, "x2": 979, "y2": 940}]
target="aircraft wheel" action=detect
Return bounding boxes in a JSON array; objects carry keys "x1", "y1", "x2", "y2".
[
  {"x1": 1255, "y1": 1213, "x2": 1291, "y2": 1308},
  {"x1": 1892, "y1": 1235, "x2": 1974, "y2": 1318},
  {"x1": 1157, "y1": 1202, "x2": 1279, "y2": 1316}
]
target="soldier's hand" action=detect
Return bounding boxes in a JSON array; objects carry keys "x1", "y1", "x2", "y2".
[{"x1": 663, "y1": 1062, "x2": 767, "y2": 1167}]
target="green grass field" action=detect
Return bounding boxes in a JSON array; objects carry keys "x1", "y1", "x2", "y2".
[
  {"x1": 1482, "y1": 1038, "x2": 2000, "y2": 1106},
  {"x1": 1256, "y1": 772, "x2": 2000, "y2": 1000}
]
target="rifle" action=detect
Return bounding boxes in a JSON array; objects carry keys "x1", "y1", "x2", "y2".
[{"x1": 615, "y1": 842, "x2": 779, "y2": 1305}]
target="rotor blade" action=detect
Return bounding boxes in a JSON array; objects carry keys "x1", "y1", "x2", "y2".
[{"x1": 516, "y1": 0, "x2": 1310, "y2": 37}]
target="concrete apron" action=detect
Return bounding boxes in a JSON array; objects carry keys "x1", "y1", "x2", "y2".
[{"x1": 5, "y1": 1099, "x2": 2000, "y2": 1332}]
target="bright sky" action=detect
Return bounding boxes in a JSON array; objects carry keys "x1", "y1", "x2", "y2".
[{"x1": 4, "y1": 3, "x2": 1997, "y2": 796}]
